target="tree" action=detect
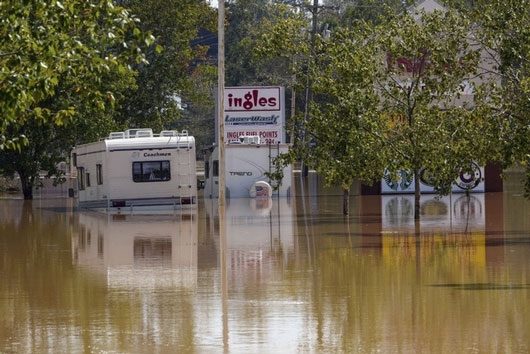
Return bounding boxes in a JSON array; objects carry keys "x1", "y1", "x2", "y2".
[
  {"x1": 0, "y1": 0, "x2": 149, "y2": 199},
  {"x1": 0, "y1": 66, "x2": 136, "y2": 199},
  {"x1": 258, "y1": 10, "x2": 390, "y2": 214},
  {"x1": 258, "y1": 2, "x2": 503, "y2": 218},
  {"x1": 115, "y1": 0, "x2": 217, "y2": 131},
  {"x1": 225, "y1": 0, "x2": 308, "y2": 139},
  {"x1": 0, "y1": 0, "x2": 150, "y2": 150},
  {"x1": 226, "y1": 0, "x2": 308, "y2": 87},
  {"x1": 322, "y1": 0, "x2": 411, "y2": 27},
  {"x1": 376, "y1": 9, "x2": 498, "y2": 219},
  {"x1": 297, "y1": 25, "x2": 388, "y2": 215},
  {"x1": 466, "y1": 0, "x2": 530, "y2": 197},
  {"x1": 178, "y1": 63, "x2": 217, "y2": 153}
]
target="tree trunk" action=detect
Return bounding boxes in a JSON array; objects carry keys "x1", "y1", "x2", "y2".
[
  {"x1": 18, "y1": 172, "x2": 33, "y2": 200},
  {"x1": 414, "y1": 169, "x2": 421, "y2": 220},
  {"x1": 343, "y1": 187, "x2": 350, "y2": 215}
]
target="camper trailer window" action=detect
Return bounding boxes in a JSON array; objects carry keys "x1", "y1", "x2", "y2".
[
  {"x1": 96, "y1": 164, "x2": 103, "y2": 185},
  {"x1": 77, "y1": 167, "x2": 85, "y2": 190},
  {"x1": 213, "y1": 160, "x2": 219, "y2": 177},
  {"x1": 132, "y1": 161, "x2": 171, "y2": 182},
  {"x1": 205, "y1": 161, "x2": 210, "y2": 179}
]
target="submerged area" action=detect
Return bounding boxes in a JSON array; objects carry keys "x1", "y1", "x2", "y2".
[{"x1": 1, "y1": 173, "x2": 529, "y2": 353}]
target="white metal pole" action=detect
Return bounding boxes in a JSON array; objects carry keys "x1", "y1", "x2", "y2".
[
  {"x1": 217, "y1": 2, "x2": 228, "y2": 352},
  {"x1": 218, "y1": 1, "x2": 226, "y2": 205}
]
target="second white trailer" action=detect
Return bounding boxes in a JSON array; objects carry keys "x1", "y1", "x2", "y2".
[{"x1": 203, "y1": 139, "x2": 292, "y2": 198}]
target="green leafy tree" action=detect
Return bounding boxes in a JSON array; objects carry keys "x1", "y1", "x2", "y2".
[
  {"x1": 0, "y1": 0, "x2": 150, "y2": 149},
  {"x1": 115, "y1": 0, "x2": 216, "y2": 131},
  {"x1": 178, "y1": 64, "x2": 217, "y2": 153},
  {"x1": 259, "y1": 13, "x2": 389, "y2": 214},
  {"x1": 323, "y1": 0, "x2": 411, "y2": 27},
  {"x1": 376, "y1": 9, "x2": 498, "y2": 219},
  {"x1": 226, "y1": 0, "x2": 296, "y2": 87},
  {"x1": 225, "y1": 0, "x2": 309, "y2": 137},
  {"x1": 0, "y1": 0, "x2": 149, "y2": 199},
  {"x1": 298, "y1": 25, "x2": 388, "y2": 214},
  {"x1": 466, "y1": 0, "x2": 530, "y2": 196}
]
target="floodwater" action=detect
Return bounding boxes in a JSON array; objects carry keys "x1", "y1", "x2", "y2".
[{"x1": 1, "y1": 174, "x2": 529, "y2": 354}]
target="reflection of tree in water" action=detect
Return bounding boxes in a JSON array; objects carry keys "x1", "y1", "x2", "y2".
[{"x1": 385, "y1": 197, "x2": 413, "y2": 225}]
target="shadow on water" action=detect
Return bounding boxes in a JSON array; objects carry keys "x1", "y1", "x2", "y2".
[{"x1": 430, "y1": 283, "x2": 530, "y2": 290}]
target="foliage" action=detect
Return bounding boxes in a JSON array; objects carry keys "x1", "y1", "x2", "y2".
[
  {"x1": 322, "y1": 0, "x2": 411, "y2": 27},
  {"x1": 115, "y1": 0, "x2": 216, "y2": 131},
  {"x1": 0, "y1": 0, "x2": 150, "y2": 199},
  {"x1": 258, "y1": 3, "x2": 503, "y2": 216},
  {"x1": 226, "y1": 0, "x2": 300, "y2": 87},
  {"x1": 258, "y1": 11, "x2": 388, "y2": 213},
  {"x1": 376, "y1": 9, "x2": 500, "y2": 218},
  {"x1": 465, "y1": 0, "x2": 530, "y2": 196},
  {"x1": 303, "y1": 25, "x2": 387, "y2": 190},
  {"x1": 0, "y1": 0, "x2": 151, "y2": 150},
  {"x1": 0, "y1": 60, "x2": 137, "y2": 199},
  {"x1": 178, "y1": 63, "x2": 217, "y2": 153}
]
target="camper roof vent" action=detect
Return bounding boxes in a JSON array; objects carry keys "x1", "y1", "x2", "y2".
[
  {"x1": 124, "y1": 128, "x2": 153, "y2": 138},
  {"x1": 180, "y1": 130, "x2": 189, "y2": 137},
  {"x1": 160, "y1": 130, "x2": 178, "y2": 137},
  {"x1": 109, "y1": 132, "x2": 125, "y2": 139}
]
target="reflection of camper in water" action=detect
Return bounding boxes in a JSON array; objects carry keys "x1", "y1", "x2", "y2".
[{"x1": 71, "y1": 211, "x2": 198, "y2": 289}]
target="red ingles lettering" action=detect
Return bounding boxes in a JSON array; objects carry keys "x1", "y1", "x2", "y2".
[
  {"x1": 259, "y1": 131, "x2": 277, "y2": 138},
  {"x1": 226, "y1": 89, "x2": 279, "y2": 111}
]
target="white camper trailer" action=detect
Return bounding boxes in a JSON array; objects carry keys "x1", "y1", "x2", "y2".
[
  {"x1": 72, "y1": 128, "x2": 197, "y2": 210},
  {"x1": 203, "y1": 136, "x2": 292, "y2": 198}
]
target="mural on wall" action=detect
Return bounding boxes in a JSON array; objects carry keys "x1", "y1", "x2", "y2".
[{"x1": 382, "y1": 162, "x2": 485, "y2": 194}]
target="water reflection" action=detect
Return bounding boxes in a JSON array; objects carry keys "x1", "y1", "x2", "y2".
[
  {"x1": 71, "y1": 211, "x2": 198, "y2": 289},
  {"x1": 204, "y1": 197, "x2": 296, "y2": 261},
  {"x1": 1, "y1": 177, "x2": 530, "y2": 353},
  {"x1": 382, "y1": 194, "x2": 485, "y2": 231},
  {"x1": 379, "y1": 195, "x2": 489, "y2": 269}
]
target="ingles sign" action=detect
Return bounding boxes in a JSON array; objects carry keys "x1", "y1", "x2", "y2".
[
  {"x1": 225, "y1": 87, "x2": 280, "y2": 111},
  {"x1": 219, "y1": 86, "x2": 285, "y2": 144}
]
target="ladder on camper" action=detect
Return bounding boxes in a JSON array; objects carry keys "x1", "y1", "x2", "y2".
[
  {"x1": 268, "y1": 143, "x2": 280, "y2": 195},
  {"x1": 176, "y1": 130, "x2": 193, "y2": 205}
]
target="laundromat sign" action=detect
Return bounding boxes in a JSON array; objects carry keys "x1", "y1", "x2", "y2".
[{"x1": 221, "y1": 86, "x2": 285, "y2": 144}]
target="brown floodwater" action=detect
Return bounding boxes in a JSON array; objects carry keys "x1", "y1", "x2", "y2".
[{"x1": 1, "y1": 173, "x2": 529, "y2": 353}]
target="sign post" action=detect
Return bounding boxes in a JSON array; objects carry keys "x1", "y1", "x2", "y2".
[{"x1": 217, "y1": 2, "x2": 228, "y2": 351}]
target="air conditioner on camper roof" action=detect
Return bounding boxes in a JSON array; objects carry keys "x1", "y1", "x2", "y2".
[
  {"x1": 108, "y1": 132, "x2": 125, "y2": 139},
  {"x1": 161, "y1": 130, "x2": 178, "y2": 137},
  {"x1": 136, "y1": 130, "x2": 153, "y2": 138},
  {"x1": 125, "y1": 128, "x2": 153, "y2": 138}
]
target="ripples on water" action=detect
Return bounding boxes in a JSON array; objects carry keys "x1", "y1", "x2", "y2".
[{"x1": 1, "y1": 174, "x2": 529, "y2": 353}]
